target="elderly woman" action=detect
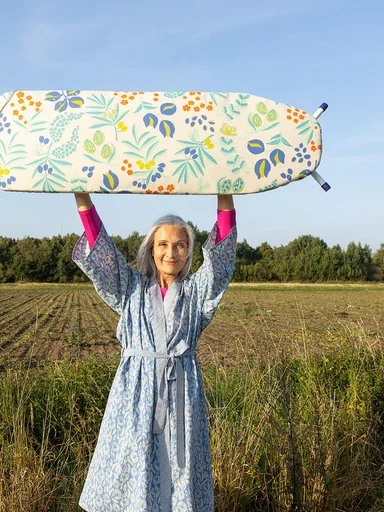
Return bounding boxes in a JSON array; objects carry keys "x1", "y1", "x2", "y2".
[{"x1": 72, "y1": 192, "x2": 237, "y2": 512}]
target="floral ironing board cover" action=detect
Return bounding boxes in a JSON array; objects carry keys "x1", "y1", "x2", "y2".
[{"x1": 0, "y1": 90, "x2": 323, "y2": 194}]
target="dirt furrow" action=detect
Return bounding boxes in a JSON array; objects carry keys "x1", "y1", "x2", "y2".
[
  {"x1": 0, "y1": 292, "x2": 16, "y2": 307},
  {"x1": 0, "y1": 293, "x2": 54, "y2": 355},
  {"x1": 47, "y1": 290, "x2": 74, "y2": 360},
  {"x1": 15, "y1": 292, "x2": 68, "y2": 361},
  {"x1": 0, "y1": 293, "x2": 52, "y2": 339},
  {"x1": 49, "y1": 290, "x2": 78, "y2": 360},
  {"x1": 80, "y1": 291, "x2": 116, "y2": 356},
  {"x1": 9, "y1": 292, "x2": 60, "y2": 360},
  {"x1": 0, "y1": 293, "x2": 39, "y2": 321}
]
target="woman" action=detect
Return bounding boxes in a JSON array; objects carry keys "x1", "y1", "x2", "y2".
[{"x1": 72, "y1": 192, "x2": 237, "y2": 512}]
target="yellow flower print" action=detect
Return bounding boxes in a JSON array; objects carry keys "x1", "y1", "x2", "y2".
[
  {"x1": 103, "y1": 108, "x2": 118, "y2": 119},
  {"x1": 136, "y1": 159, "x2": 156, "y2": 170},
  {"x1": 117, "y1": 121, "x2": 128, "y2": 132},
  {"x1": 220, "y1": 123, "x2": 237, "y2": 136},
  {"x1": 203, "y1": 138, "x2": 214, "y2": 150}
]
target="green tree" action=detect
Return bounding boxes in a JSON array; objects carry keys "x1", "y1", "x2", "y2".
[{"x1": 372, "y1": 244, "x2": 384, "y2": 281}]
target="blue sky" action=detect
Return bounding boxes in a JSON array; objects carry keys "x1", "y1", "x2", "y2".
[{"x1": 1, "y1": 0, "x2": 383, "y2": 251}]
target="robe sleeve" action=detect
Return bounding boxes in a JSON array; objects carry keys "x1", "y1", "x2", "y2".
[
  {"x1": 191, "y1": 222, "x2": 237, "y2": 331},
  {"x1": 72, "y1": 223, "x2": 141, "y2": 315}
]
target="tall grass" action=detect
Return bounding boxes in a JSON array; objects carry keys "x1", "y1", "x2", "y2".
[
  {"x1": 1, "y1": 325, "x2": 384, "y2": 511},
  {"x1": 205, "y1": 316, "x2": 384, "y2": 511}
]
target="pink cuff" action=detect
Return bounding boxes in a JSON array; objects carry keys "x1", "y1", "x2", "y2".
[
  {"x1": 78, "y1": 205, "x2": 102, "y2": 249},
  {"x1": 215, "y1": 209, "x2": 236, "y2": 244}
]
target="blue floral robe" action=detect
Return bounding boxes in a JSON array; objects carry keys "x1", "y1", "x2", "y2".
[{"x1": 72, "y1": 220, "x2": 237, "y2": 512}]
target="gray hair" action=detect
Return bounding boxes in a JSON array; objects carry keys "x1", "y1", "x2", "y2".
[{"x1": 136, "y1": 214, "x2": 195, "y2": 281}]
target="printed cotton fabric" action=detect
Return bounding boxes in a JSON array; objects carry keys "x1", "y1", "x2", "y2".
[
  {"x1": 0, "y1": 90, "x2": 323, "y2": 194},
  {"x1": 72, "y1": 221, "x2": 237, "y2": 511}
]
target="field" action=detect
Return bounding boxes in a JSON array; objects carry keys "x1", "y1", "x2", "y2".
[
  {"x1": 1, "y1": 282, "x2": 384, "y2": 367},
  {"x1": 1, "y1": 283, "x2": 384, "y2": 511}
]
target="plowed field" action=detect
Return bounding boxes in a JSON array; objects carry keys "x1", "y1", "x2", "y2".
[{"x1": 1, "y1": 283, "x2": 384, "y2": 368}]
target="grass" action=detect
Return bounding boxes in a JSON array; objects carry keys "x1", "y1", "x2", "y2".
[{"x1": 1, "y1": 322, "x2": 384, "y2": 510}]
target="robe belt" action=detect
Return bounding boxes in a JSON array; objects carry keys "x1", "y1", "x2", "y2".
[{"x1": 121, "y1": 342, "x2": 196, "y2": 468}]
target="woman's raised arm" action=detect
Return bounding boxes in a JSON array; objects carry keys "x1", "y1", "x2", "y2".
[
  {"x1": 217, "y1": 194, "x2": 234, "y2": 211},
  {"x1": 74, "y1": 192, "x2": 94, "y2": 211}
]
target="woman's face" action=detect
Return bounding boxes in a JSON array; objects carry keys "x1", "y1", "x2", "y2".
[{"x1": 152, "y1": 225, "x2": 189, "y2": 279}]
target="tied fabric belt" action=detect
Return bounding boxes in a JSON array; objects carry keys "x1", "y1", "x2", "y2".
[{"x1": 121, "y1": 341, "x2": 196, "y2": 468}]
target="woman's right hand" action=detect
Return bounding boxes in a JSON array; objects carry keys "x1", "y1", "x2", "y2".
[{"x1": 74, "y1": 192, "x2": 93, "y2": 211}]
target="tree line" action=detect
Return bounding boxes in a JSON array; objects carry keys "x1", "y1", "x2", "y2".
[{"x1": 0, "y1": 223, "x2": 383, "y2": 283}]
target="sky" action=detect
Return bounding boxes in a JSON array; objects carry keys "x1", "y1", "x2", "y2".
[{"x1": 0, "y1": 0, "x2": 383, "y2": 251}]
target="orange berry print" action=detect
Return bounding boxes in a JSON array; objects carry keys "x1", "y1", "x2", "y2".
[
  {"x1": 18, "y1": 99, "x2": 24, "y2": 104},
  {"x1": 314, "y1": 126, "x2": 318, "y2": 130},
  {"x1": 114, "y1": 92, "x2": 118, "y2": 96},
  {"x1": 293, "y1": 112, "x2": 298, "y2": 117},
  {"x1": 287, "y1": 108, "x2": 292, "y2": 113},
  {"x1": 183, "y1": 105, "x2": 190, "y2": 111},
  {"x1": 317, "y1": 145, "x2": 322, "y2": 150},
  {"x1": 121, "y1": 94, "x2": 127, "y2": 99},
  {"x1": 195, "y1": 97, "x2": 200, "y2": 101},
  {"x1": 189, "y1": 92, "x2": 195, "y2": 95},
  {"x1": 36, "y1": 102, "x2": 42, "y2": 107},
  {"x1": 146, "y1": 189, "x2": 152, "y2": 194},
  {"x1": 121, "y1": 166, "x2": 126, "y2": 171},
  {"x1": 200, "y1": 103, "x2": 205, "y2": 108},
  {"x1": 188, "y1": 100, "x2": 194, "y2": 106},
  {"x1": 21, "y1": 106, "x2": 26, "y2": 111},
  {"x1": 18, "y1": 115, "x2": 23, "y2": 120},
  {"x1": 26, "y1": 95, "x2": 32, "y2": 101},
  {"x1": 24, "y1": 121, "x2": 27, "y2": 125},
  {"x1": 29, "y1": 101, "x2": 34, "y2": 106},
  {"x1": 207, "y1": 105, "x2": 213, "y2": 111},
  {"x1": 35, "y1": 108, "x2": 40, "y2": 112},
  {"x1": 299, "y1": 115, "x2": 304, "y2": 120},
  {"x1": 194, "y1": 106, "x2": 200, "y2": 112},
  {"x1": 127, "y1": 170, "x2": 133, "y2": 175},
  {"x1": 158, "y1": 185, "x2": 164, "y2": 192},
  {"x1": 10, "y1": 103, "x2": 14, "y2": 107},
  {"x1": 129, "y1": 96, "x2": 134, "y2": 100},
  {"x1": 287, "y1": 115, "x2": 292, "y2": 120},
  {"x1": 13, "y1": 110, "x2": 19, "y2": 115},
  {"x1": 294, "y1": 119, "x2": 298, "y2": 123}
]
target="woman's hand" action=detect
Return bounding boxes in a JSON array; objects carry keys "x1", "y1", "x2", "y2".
[
  {"x1": 217, "y1": 194, "x2": 234, "y2": 211},
  {"x1": 74, "y1": 192, "x2": 93, "y2": 211}
]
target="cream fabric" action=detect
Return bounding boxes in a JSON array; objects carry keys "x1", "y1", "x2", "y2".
[{"x1": 0, "y1": 90, "x2": 322, "y2": 194}]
